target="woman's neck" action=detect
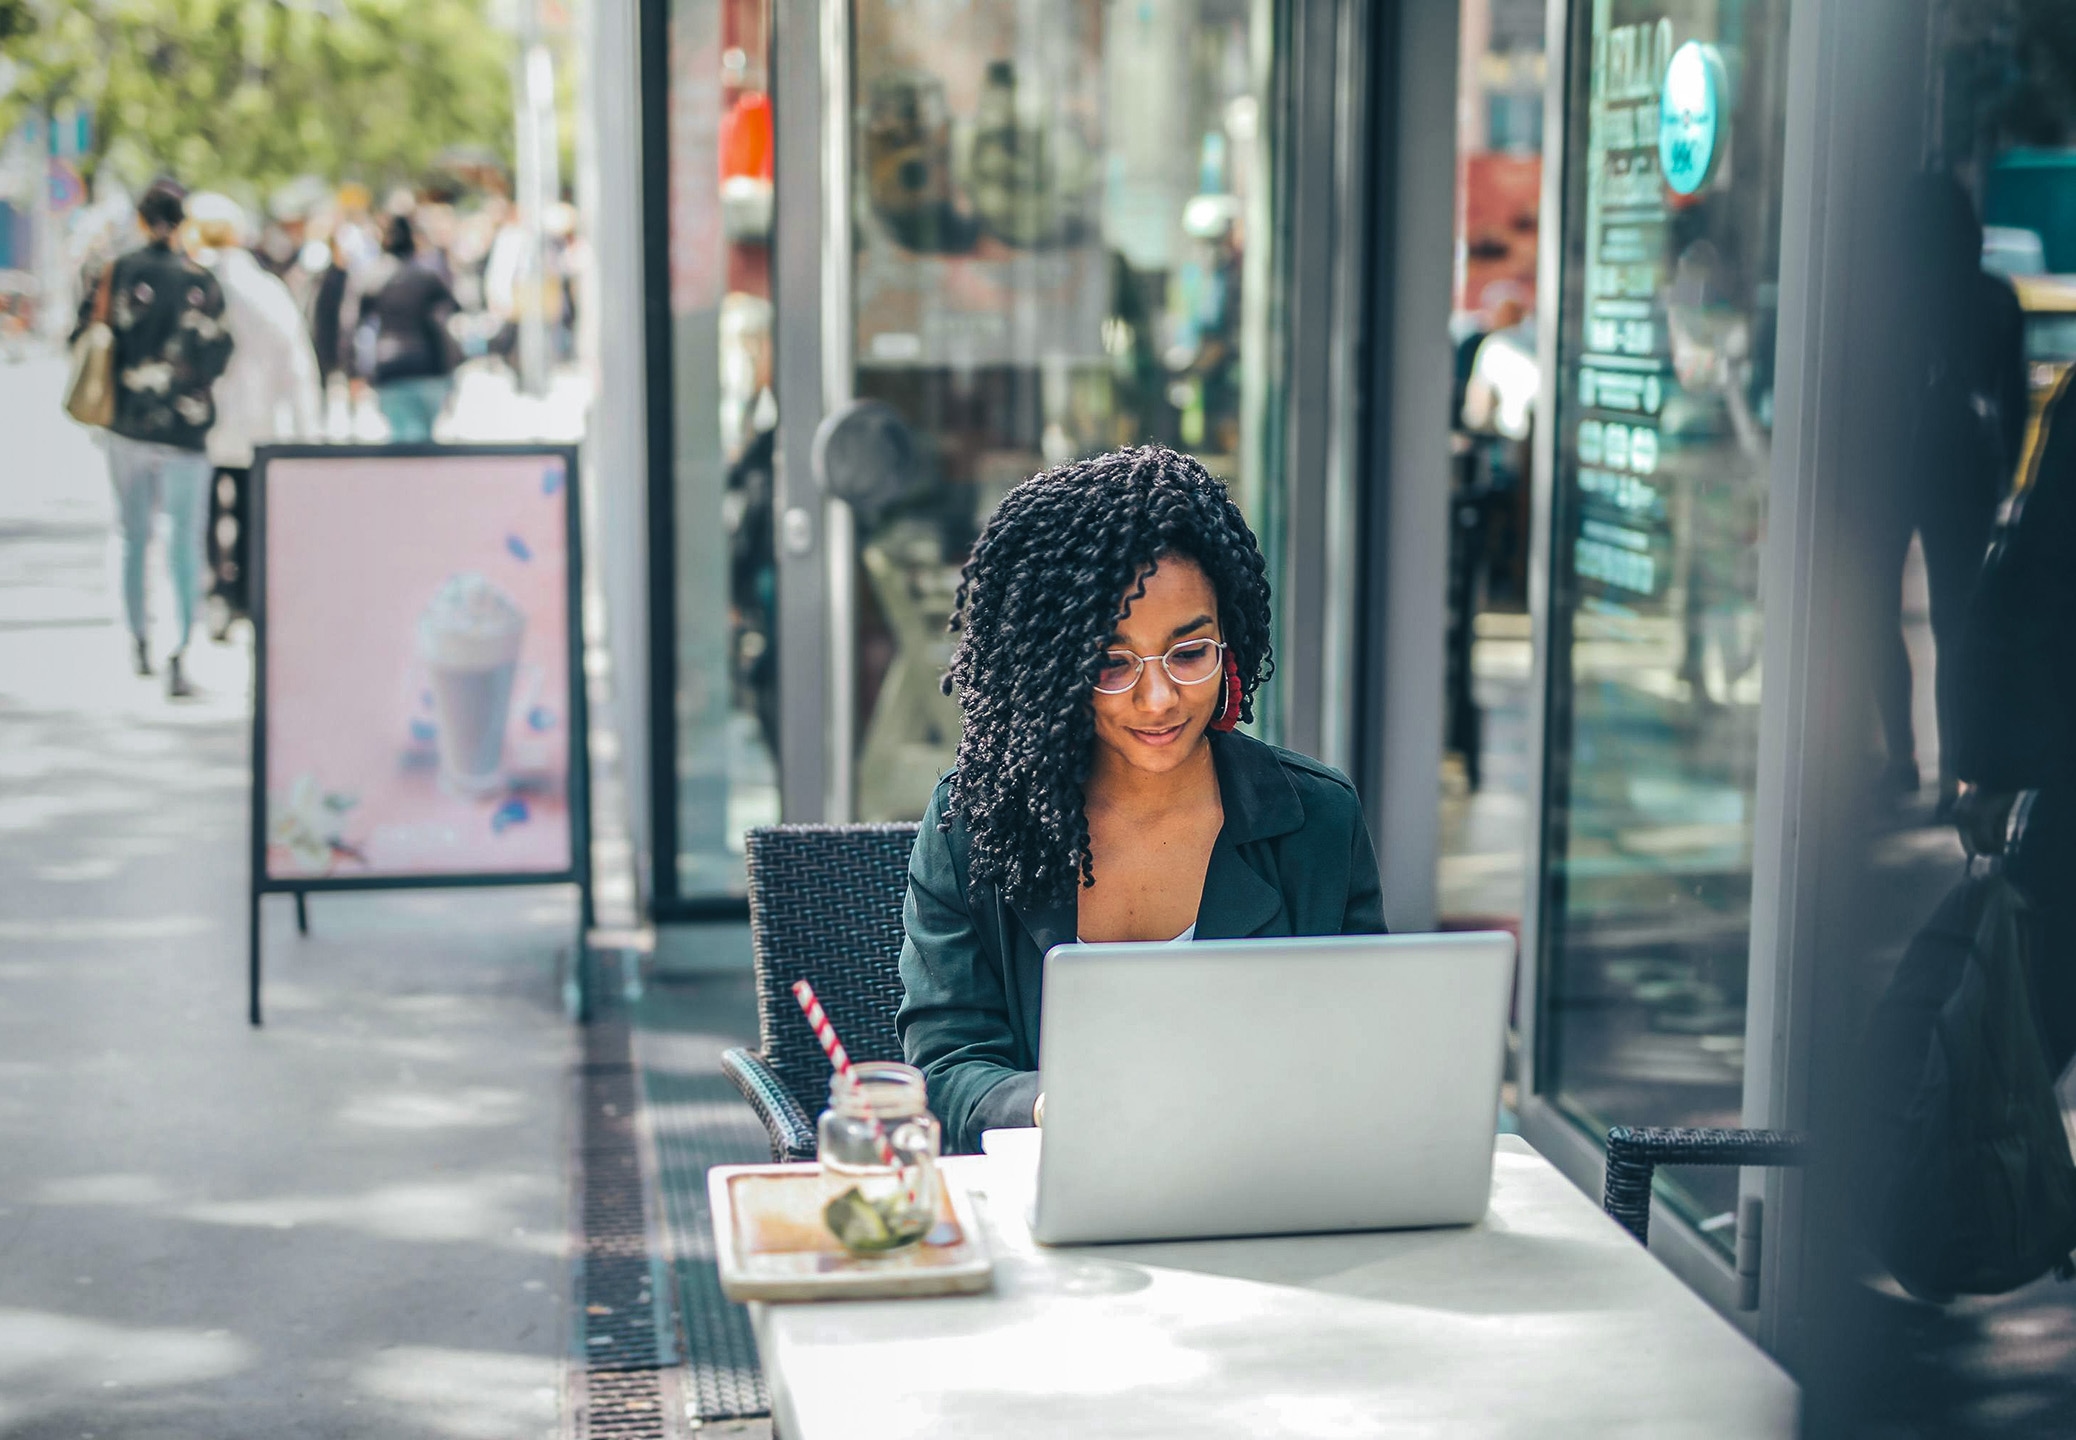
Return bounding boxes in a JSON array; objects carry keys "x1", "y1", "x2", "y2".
[{"x1": 1084, "y1": 732, "x2": 1219, "y2": 818}]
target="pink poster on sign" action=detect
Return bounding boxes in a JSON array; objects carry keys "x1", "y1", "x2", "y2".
[{"x1": 261, "y1": 451, "x2": 577, "y2": 882}]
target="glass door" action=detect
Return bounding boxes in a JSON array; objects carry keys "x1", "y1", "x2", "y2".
[
  {"x1": 817, "y1": 0, "x2": 1289, "y2": 822},
  {"x1": 1532, "y1": 0, "x2": 1791, "y2": 1249}
]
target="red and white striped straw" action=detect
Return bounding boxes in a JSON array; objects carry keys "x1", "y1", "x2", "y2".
[{"x1": 792, "y1": 979, "x2": 919, "y2": 1208}]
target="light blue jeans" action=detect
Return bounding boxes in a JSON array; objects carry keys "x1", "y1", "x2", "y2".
[
  {"x1": 376, "y1": 375, "x2": 454, "y2": 443},
  {"x1": 106, "y1": 434, "x2": 211, "y2": 652}
]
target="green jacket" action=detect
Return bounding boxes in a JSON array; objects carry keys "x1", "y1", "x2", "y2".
[{"x1": 896, "y1": 729, "x2": 1388, "y2": 1153}]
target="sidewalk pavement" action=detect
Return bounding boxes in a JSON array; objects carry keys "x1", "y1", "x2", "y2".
[{"x1": 0, "y1": 349, "x2": 581, "y2": 1438}]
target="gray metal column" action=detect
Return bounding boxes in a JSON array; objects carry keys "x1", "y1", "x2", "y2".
[
  {"x1": 578, "y1": 0, "x2": 653, "y2": 910},
  {"x1": 1354, "y1": 0, "x2": 1458, "y2": 933},
  {"x1": 1276, "y1": 0, "x2": 1348, "y2": 769},
  {"x1": 770, "y1": 0, "x2": 845, "y2": 823},
  {"x1": 1511, "y1": 0, "x2": 1569, "y2": 1180},
  {"x1": 1743, "y1": 0, "x2": 1930, "y2": 1365}
]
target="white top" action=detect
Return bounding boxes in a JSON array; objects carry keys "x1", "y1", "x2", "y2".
[
  {"x1": 1076, "y1": 923, "x2": 1195, "y2": 944},
  {"x1": 200, "y1": 248, "x2": 322, "y2": 468},
  {"x1": 749, "y1": 1131, "x2": 1798, "y2": 1439}
]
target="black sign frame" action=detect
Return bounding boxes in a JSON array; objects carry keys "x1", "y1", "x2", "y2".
[{"x1": 246, "y1": 443, "x2": 593, "y2": 1024}]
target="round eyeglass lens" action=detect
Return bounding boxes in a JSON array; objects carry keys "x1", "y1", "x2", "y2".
[
  {"x1": 1094, "y1": 652, "x2": 1140, "y2": 692},
  {"x1": 1165, "y1": 640, "x2": 1222, "y2": 683}
]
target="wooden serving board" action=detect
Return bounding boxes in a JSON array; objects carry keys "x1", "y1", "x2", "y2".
[{"x1": 707, "y1": 1162, "x2": 993, "y2": 1303}]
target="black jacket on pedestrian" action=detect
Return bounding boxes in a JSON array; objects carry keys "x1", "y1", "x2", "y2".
[
  {"x1": 310, "y1": 261, "x2": 348, "y2": 383},
  {"x1": 75, "y1": 240, "x2": 234, "y2": 452},
  {"x1": 1951, "y1": 368, "x2": 2076, "y2": 1064},
  {"x1": 896, "y1": 729, "x2": 1389, "y2": 1153},
  {"x1": 357, "y1": 259, "x2": 459, "y2": 385},
  {"x1": 1954, "y1": 368, "x2": 2076, "y2": 797}
]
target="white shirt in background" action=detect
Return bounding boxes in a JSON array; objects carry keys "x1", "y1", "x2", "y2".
[{"x1": 203, "y1": 247, "x2": 323, "y2": 469}]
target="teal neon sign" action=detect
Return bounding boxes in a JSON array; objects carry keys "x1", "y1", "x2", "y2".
[{"x1": 1658, "y1": 41, "x2": 1727, "y2": 197}]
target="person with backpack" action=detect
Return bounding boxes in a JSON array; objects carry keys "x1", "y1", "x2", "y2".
[
  {"x1": 71, "y1": 178, "x2": 235, "y2": 698},
  {"x1": 1861, "y1": 368, "x2": 2076, "y2": 1305},
  {"x1": 353, "y1": 213, "x2": 461, "y2": 443}
]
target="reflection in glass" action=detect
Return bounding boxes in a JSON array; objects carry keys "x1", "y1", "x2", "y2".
[
  {"x1": 1438, "y1": 0, "x2": 1548, "y2": 933},
  {"x1": 846, "y1": 0, "x2": 1282, "y2": 821},
  {"x1": 1539, "y1": 0, "x2": 1789, "y2": 1247},
  {"x1": 1833, "y1": 10, "x2": 2076, "y2": 1425},
  {"x1": 670, "y1": 0, "x2": 782, "y2": 897}
]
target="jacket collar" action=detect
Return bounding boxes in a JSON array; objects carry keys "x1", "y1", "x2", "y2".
[
  {"x1": 1012, "y1": 730, "x2": 1304, "y2": 953},
  {"x1": 1206, "y1": 729, "x2": 1305, "y2": 845}
]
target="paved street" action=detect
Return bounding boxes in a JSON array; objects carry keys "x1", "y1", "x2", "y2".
[{"x1": 0, "y1": 349, "x2": 583, "y2": 1439}]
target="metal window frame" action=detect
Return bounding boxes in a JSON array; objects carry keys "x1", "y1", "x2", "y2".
[
  {"x1": 630, "y1": 0, "x2": 857, "y2": 904},
  {"x1": 1349, "y1": 0, "x2": 1458, "y2": 934},
  {"x1": 1744, "y1": 0, "x2": 1934, "y2": 1365},
  {"x1": 1277, "y1": 0, "x2": 1355, "y2": 771},
  {"x1": 632, "y1": 0, "x2": 765, "y2": 919}
]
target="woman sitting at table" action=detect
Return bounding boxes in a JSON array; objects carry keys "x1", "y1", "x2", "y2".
[{"x1": 898, "y1": 444, "x2": 1388, "y2": 1153}]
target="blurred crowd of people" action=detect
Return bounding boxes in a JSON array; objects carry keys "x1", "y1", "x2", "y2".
[{"x1": 63, "y1": 173, "x2": 584, "y2": 698}]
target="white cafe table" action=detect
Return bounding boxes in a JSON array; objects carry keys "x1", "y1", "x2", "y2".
[{"x1": 746, "y1": 1129, "x2": 1798, "y2": 1438}]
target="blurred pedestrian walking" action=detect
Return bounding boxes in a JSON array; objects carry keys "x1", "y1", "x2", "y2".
[
  {"x1": 71, "y1": 178, "x2": 235, "y2": 698},
  {"x1": 305, "y1": 232, "x2": 352, "y2": 402},
  {"x1": 1857, "y1": 368, "x2": 2076, "y2": 1309},
  {"x1": 1874, "y1": 174, "x2": 2026, "y2": 814},
  {"x1": 187, "y1": 194, "x2": 323, "y2": 637},
  {"x1": 354, "y1": 214, "x2": 461, "y2": 444},
  {"x1": 481, "y1": 199, "x2": 525, "y2": 376}
]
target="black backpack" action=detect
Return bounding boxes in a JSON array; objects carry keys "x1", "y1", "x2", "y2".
[{"x1": 1870, "y1": 834, "x2": 2076, "y2": 1301}]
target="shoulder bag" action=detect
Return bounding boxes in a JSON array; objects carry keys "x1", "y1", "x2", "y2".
[{"x1": 64, "y1": 261, "x2": 117, "y2": 429}]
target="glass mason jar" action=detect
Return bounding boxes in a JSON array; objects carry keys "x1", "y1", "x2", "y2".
[{"x1": 816, "y1": 1061, "x2": 941, "y2": 1254}]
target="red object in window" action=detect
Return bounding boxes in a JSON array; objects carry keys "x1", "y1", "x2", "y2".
[{"x1": 721, "y1": 91, "x2": 774, "y2": 182}]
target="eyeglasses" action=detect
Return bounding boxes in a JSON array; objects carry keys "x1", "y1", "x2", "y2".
[{"x1": 1093, "y1": 638, "x2": 1227, "y2": 694}]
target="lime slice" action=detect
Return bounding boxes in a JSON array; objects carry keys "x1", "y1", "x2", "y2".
[{"x1": 824, "y1": 1186, "x2": 897, "y2": 1253}]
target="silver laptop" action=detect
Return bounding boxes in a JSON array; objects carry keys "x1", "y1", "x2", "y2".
[{"x1": 1029, "y1": 931, "x2": 1515, "y2": 1245}]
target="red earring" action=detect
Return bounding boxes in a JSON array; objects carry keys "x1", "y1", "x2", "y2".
[{"x1": 1211, "y1": 651, "x2": 1242, "y2": 732}]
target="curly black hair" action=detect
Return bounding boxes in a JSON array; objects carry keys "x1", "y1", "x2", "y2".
[{"x1": 939, "y1": 444, "x2": 1274, "y2": 908}]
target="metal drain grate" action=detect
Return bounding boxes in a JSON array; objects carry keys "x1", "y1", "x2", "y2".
[
  {"x1": 634, "y1": 1035, "x2": 773, "y2": 1422},
  {"x1": 573, "y1": 952, "x2": 678, "y2": 1440},
  {"x1": 581, "y1": 1367, "x2": 670, "y2": 1439}
]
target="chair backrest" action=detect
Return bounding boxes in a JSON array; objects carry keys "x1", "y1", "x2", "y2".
[{"x1": 744, "y1": 823, "x2": 921, "y2": 1124}]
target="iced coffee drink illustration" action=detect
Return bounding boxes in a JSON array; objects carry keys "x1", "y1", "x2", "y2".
[{"x1": 418, "y1": 574, "x2": 526, "y2": 797}]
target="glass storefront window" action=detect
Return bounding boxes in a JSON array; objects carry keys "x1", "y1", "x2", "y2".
[
  {"x1": 1438, "y1": 0, "x2": 1548, "y2": 933},
  {"x1": 669, "y1": 0, "x2": 782, "y2": 898},
  {"x1": 844, "y1": 0, "x2": 1284, "y2": 821},
  {"x1": 1538, "y1": 0, "x2": 1790, "y2": 1248}
]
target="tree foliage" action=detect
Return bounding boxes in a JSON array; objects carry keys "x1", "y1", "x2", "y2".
[
  {"x1": 0, "y1": 0, "x2": 33, "y2": 44},
  {"x1": 1, "y1": 0, "x2": 516, "y2": 198}
]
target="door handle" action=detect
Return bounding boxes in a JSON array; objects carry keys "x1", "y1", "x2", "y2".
[{"x1": 780, "y1": 505, "x2": 816, "y2": 558}]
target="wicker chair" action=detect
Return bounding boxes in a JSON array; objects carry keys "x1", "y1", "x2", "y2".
[
  {"x1": 721, "y1": 823, "x2": 921, "y2": 1163},
  {"x1": 1602, "y1": 1126, "x2": 1810, "y2": 1245}
]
